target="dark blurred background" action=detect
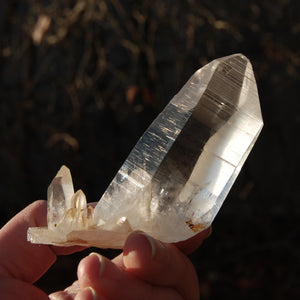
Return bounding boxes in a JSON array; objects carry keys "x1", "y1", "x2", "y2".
[{"x1": 0, "y1": 0, "x2": 299, "y2": 299}]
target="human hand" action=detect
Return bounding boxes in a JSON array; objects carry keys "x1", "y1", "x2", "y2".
[
  {"x1": 73, "y1": 227, "x2": 211, "y2": 300},
  {"x1": 0, "y1": 200, "x2": 85, "y2": 300},
  {"x1": 0, "y1": 200, "x2": 211, "y2": 300}
]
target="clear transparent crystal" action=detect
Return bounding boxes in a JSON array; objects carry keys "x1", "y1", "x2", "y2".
[{"x1": 28, "y1": 54, "x2": 263, "y2": 248}]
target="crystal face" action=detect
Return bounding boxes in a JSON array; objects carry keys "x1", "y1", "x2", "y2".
[{"x1": 28, "y1": 54, "x2": 263, "y2": 248}]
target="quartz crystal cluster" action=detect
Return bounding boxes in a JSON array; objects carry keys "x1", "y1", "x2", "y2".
[{"x1": 28, "y1": 54, "x2": 263, "y2": 248}]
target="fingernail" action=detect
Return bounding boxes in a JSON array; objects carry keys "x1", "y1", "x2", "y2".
[
  {"x1": 88, "y1": 252, "x2": 105, "y2": 276},
  {"x1": 84, "y1": 287, "x2": 97, "y2": 300},
  {"x1": 137, "y1": 232, "x2": 157, "y2": 258},
  {"x1": 137, "y1": 232, "x2": 167, "y2": 259}
]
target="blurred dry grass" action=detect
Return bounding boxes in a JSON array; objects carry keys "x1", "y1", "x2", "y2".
[{"x1": 0, "y1": 0, "x2": 299, "y2": 298}]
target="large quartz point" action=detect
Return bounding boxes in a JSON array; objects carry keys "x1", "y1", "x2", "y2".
[{"x1": 28, "y1": 54, "x2": 263, "y2": 248}]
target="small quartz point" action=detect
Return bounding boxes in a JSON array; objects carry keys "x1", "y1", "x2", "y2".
[{"x1": 28, "y1": 54, "x2": 263, "y2": 248}]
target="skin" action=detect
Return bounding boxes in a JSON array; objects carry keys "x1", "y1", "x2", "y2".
[{"x1": 0, "y1": 200, "x2": 211, "y2": 300}]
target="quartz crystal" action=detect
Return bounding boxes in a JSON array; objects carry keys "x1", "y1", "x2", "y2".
[{"x1": 28, "y1": 54, "x2": 263, "y2": 248}]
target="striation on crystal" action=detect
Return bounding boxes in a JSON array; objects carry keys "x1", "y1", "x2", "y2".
[{"x1": 28, "y1": 54, "x2": 263, "y2": 248}]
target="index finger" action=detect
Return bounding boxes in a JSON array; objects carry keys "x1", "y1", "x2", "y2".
[{"x1": 0, "y1": 200, "x2": 85, "y2": 283}]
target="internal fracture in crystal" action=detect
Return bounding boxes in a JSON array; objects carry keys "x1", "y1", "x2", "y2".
[{"x1": 28, "y1": 54, "x2": 263, "y2": 248}]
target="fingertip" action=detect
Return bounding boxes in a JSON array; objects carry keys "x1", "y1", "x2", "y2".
[
  {"x1": 77, "y1": 253, "x2": 105, "y2": 288},
  {"x1": 85, "y1": 287, "x2": 97, "y2": 300},
  {"x1": 75, "y1": 286, "x2": 97, "y2": 300},
  {"x1": 25, "y1": 200, "x2": 48, "y2": 227},
  {"x1": 138, "y1": 232, "x2": 156, "y2": 258},
  {"x1": 123, "y1": 231, "x2": 154, "y2": 269},
  {"x1": 122, "y1": 231, "x2": 200, "y2": 299},
  {"x1": 88, "y1": 253, "x2": 106, "y2": 276},
  {"x1": 175, "y1": 226, "x2": 212, "y2": 254}
]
